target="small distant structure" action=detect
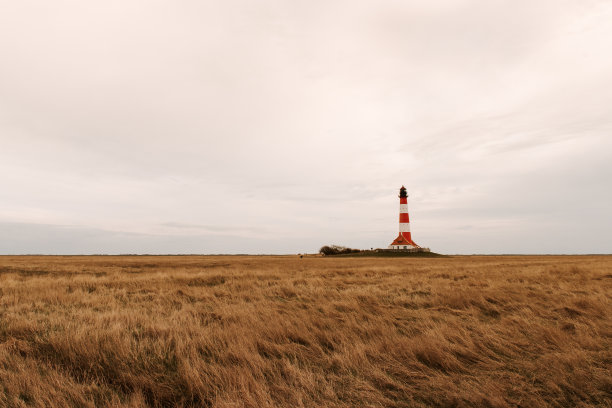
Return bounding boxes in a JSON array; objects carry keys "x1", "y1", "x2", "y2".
[{"x1": 387, "y1": 186, "x2": 430, "y2": 252}]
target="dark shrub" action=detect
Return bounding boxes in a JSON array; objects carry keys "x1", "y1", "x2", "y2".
[{"x1": 319, "y1": 245, "x2": 360, "y2": 256}]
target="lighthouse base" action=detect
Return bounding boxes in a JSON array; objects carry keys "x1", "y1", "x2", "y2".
[
  {"x1": 384, "y1": 247, "x2": 431, "y2": 253},
  {"x1": 388, "y1": 244, "x2": 418, "y2": 250},
  {"x1": 389, "y1": 232, "x2": 421, "y2": 249}
]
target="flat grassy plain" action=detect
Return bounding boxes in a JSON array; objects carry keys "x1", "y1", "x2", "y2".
[{"x1": 0, "y1": 255, "x2": 610, "y2": 408}]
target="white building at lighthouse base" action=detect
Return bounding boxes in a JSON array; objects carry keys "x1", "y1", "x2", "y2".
[{"x1": 388, "y1": 244, "x2": 419, "y2": 250}]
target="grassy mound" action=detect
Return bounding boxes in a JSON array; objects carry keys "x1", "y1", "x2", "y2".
[{"x1": 326, "y1": 250, "x2": 446, "y2": 257}]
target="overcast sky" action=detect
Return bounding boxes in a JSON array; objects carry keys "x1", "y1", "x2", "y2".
[{"x1": 1, "y1": 0, "x2": 611, "y2": 254}]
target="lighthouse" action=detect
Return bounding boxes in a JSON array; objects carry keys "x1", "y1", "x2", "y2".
[{"x1": 388, "y1": 186, "x2": 422, "y2": 250}]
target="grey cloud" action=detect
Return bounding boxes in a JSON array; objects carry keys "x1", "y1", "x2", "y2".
[
  {"x1": 0, "y1": 222, "x2": 308, "y2": 255},
  {"x1": 160, "y1": 222, "x2": 264, "y2": 234}
]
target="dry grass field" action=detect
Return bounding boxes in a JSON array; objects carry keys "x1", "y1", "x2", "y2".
[{"x1": 0, "y1": 255, "x2": 610, "y2": 407}]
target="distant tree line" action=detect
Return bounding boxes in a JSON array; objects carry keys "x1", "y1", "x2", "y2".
[{"x1": 319, "y1": 245, "x2": 361, "y2": 256}]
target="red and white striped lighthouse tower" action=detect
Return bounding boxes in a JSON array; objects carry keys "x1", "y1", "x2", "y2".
[{"x1": 389, "y1": 186, "x2": 421, "y2": 249}]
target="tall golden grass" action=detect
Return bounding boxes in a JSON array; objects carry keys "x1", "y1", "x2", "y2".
[{"x1": 0, "y1": 255, "x2": 610, "y2": 407}]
